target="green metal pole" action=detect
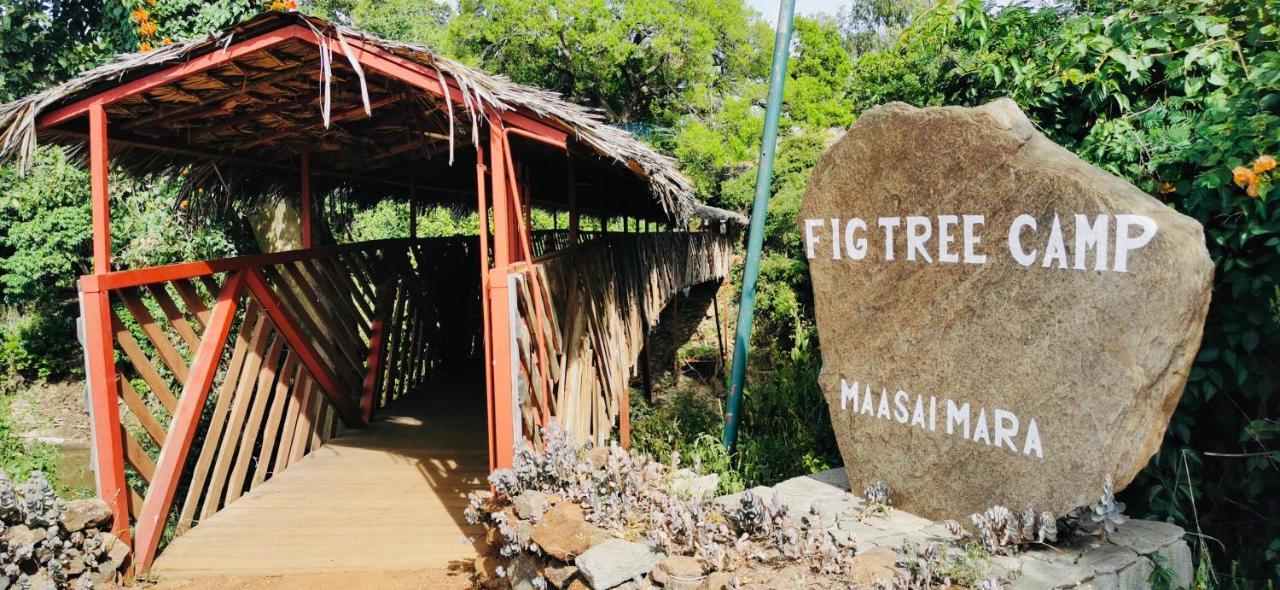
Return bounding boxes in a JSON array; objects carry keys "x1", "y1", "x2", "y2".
[{"x1": 723, "y1": 0, "x2": 796, "y2": 450}]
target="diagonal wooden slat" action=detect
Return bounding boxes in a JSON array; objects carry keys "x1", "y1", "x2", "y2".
[
  {"x1": 118, "y1": 376, "x2": 167, "y2": 447},
  {"x1": 176, "y1": 299, "x2": 262, "y2": 535},
  {"x1": 133, "y1": 271, "x2": 246, "y2": 574},
  {"x1": 246, "y1": 269, "x2": 363, "y2": 426},
  {"x1": 118, "y1": 288, "x2": 191, "y2": 384},
  {"x1": 110, "y1": 311, "x2": 179, "y2": 412},
  {"x1": 225, "y1": 335, "x2": 286, "y2": 505},
  {"x1": 146, "y1": 283, "x2": 202, "y2": 350},
  {"x1": 171, "y1": 278, "x2": 213, "y2": 329}
]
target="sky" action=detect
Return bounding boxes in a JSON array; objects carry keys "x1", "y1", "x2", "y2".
[{"x1": 747, "y1": 0, "x2": 849, "y2": 24}]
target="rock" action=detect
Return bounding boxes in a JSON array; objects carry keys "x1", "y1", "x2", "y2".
[
  {"x1": 1109, "y1": 519, "x2": 1185, "y2": 555},
  {"x1": 799, "y1": 99, "x2": 1213, "y2": 519},
  {"x1": 474, "y1": 554, "x2": 500, "y2": 587},
  {"x1": 1155, "y1": 540, "x2": 1194, "y2": 589},
  {"x1": 59, "y1": 500, "x2": 112, "y2": 533},
  {"x1": 513, "y1": 491, "x2": 552, "y2": 521},
  {"x1": 544, "y1": 563, "x2": 579, "y2": 589},
  {"x1": 575, "y1": 538, "x2": 664, "y2": 590},
  {"x1": 696, "y1": 572, "x2": 733, "y2": 590},
  {"x1": 530, "y1": 504, "x2": 610, "y2": 561},
  {"x1": 849, "y1": 547, "x2": 898, "y2": 585},
  {"x1": 651, "y1": 555, "x2": 705, "y2": 588},
  {"x1": 584, "y1": 446, "x2": 611, "y2": 469},
  {"x1": 25, "y1": 571, "x2": 56, "y2": 590},
  {"x1": 509, "y1": 554, "x2": 541, "y2": 590},
  {"x1": 1, "y1": 524, "x2": 36, "y2": 547},
  {"x1": 806, "y1": 468, "x2": 851, "y2": 492},
  {"x1": 98, "y1": 533, "x2": 130, "y2": 573},
  {"x1": 667, "y1": 470, "x2": 719, "y2": 499}
]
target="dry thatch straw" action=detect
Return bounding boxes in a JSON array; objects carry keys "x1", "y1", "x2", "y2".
[{"x1": 0, "y1": 11, "x2": 741, "y2": 225}]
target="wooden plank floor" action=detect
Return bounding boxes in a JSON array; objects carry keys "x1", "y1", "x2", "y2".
[{"x1": 153, "y1": 381, "x2": 488, "y2": 576}]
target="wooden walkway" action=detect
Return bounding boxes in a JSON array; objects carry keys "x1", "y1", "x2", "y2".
[{"x1": 152, "y1": 380, "x2": 487, "y2": 576}]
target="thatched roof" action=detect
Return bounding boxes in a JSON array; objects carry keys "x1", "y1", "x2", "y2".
[{"x1": 0, "y1": 11, "x2": 736, "y2": 224}]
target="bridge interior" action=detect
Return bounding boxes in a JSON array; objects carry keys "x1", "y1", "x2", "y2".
[{"x1": 153, "y1": 378, "x2": 486, "y2": 576}]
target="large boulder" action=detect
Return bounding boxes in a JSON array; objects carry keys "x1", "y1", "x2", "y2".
[{"x1": 799, "y1": 99, "x2": 1213, "y2": 519}]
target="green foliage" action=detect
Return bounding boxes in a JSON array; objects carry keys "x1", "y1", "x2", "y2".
[
  {"x1": 305, "y1": 0, "x2": 452, "y2": 48},
  {"x1": 632, "y1": 333, "x2": 838, "y2": 494},
  {"x1": 346, "y1": 200, "x2": 483, "y2": 242},
  {"x1": 0, "y1": 0, "x2": 115, "y2": 102},
  {"x1": 449, "y1": 0, "x2": 771, "y2": 123},
  {"x1": 631, "y1": 391, "x2": 745, "y2": 494}
]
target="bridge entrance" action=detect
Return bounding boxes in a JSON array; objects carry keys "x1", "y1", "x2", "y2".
[{"x1": 0, "y1": 12, "x2": 743, "y2": 574}]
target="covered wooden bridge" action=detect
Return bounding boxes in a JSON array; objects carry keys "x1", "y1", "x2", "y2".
[{"x1": 0, "y1": 13, "x2": 741, "y2": 576}]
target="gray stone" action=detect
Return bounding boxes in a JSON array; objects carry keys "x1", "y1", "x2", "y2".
[
  {"x1": 652, "y1": 555, "x2": 706, "y2": 589},
  {"x1": 98, "y1": 532, "x2": 130, "y2": 574},
  {"x1": 576, "y1": 538, "x2": 664, "y2": 590},
  {"x1": 1084, "y1": 572, "x2": 1120, "y2": 589},
  {"x1": 801, "y1": 99, "x2": 1214, "y2": 520},
  {"x1": 1108, "y1": 519, "x2": 1185, "y2": 555},
  {"x1": 863, "y1": 508, "x2": 934, "y2": 535},
  {"x1": 513, "y1": 491, "x2": 552, "y2": 521},
  {"x1": 668, "y1": 470, "x2": 719, "y2": 499},
  {"x1": 544, "y1": 563, "x2": 579, "y2": 589},
  {"x1": 1009, "y1": 557, "x2": 1093, "y2": 590},
  {"x1": 530, "y1": 504, "x2": 609, "y2": 561},
  {"x1": 806, "y1": 468, "x2": 851, "y2": 492},
  {"x1": 1156, "y1": 540, "x2": 1194, "y2": 589},
  {"x1": 1116, "y1": 556, "x2": 1155, "y2": 589},
  {"x1": 59, "y1": 500, "x2": 112, "y2": 533},
  {"x1": 1075, "y1": 543, "x2": 1138, "y2": 576}
]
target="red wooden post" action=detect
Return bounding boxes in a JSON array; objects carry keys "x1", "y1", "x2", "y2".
[
  {"x1": 488, "y1": 126, "x2": 516, "y2": 470},
  {"x1": 133, "y1": 271, "x2": 245, "y2": 573},
  {"x1": 83, "y1": 104, "x2": 131, "y2": 549},
  {"x1": 476, "y1": 145, "x2": 497, "y2": 472},
  {"x1": 80, "y1": 289, "x2": 130, "y2": 545},
  {"x1": 300, "y1": 150, "x2": 313, "y2": 248},
  {"x1": 89, "y1": 104, "x2": 111, "y2": 274}
]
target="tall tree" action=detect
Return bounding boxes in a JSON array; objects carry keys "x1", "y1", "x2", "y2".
[
  {"x1": 448, "y1": 0, "x2": 771, "y2": 123},
  {"x1": 304, "y1": 0, "x2": 452, "y2": 49}
]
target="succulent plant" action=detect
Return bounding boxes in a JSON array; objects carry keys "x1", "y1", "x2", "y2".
[
  {"x1": 1074, "y1": 475, "x2": 1127, "y2": 541},
  {"x1": 863, "y1": 480, "x2": 892, "y2": 507},
  {"x1": 943, "y1": 504, "x2": 1057, "y2": 555}
]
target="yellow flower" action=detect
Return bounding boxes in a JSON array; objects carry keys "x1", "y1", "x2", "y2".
[
  {"x1": 131, "y1": 8, "x2": 148, "y2": 23},
  {"x1": 1246, "y1": 182, "x2": 1259, "y2": 198},
  {"x1": 1160, "y1": 181, "x2": 1176, "y2": 194},
  {"x1": 138, "y1": 41, "x2": 152, "y2": 52},
  {"x1": 140, "y1": 21, "x2": 158, "y2": 36},
  {"x1": 1232, "y1": 166, "x2": 1256, "y2": 188},
  {"x1": 1253, "y1": 155, "x2": 1276, "y2": 174},
  {"x1": 179, "y1": 199, "x2": 189, "y2": 209},
  {"x1": 162, "y1": 37, "x2": 173, "y2": 46}
]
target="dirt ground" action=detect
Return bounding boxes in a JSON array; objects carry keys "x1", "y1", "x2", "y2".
[
  {"x1": 142, "y1": 567, "x2": 473, "y2": 589},
  {"x1": 9, "y1": 379, "x2": 92, "y2": 446}
]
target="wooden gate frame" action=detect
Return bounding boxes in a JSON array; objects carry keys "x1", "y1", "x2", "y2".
[{"x1": 41, "y1": 22, "x2": 571, "y2": 573}]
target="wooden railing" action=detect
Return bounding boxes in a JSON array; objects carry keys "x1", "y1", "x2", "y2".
[
  {"x1": 529, "y1": 230, "x2": 604, "y2": 258},
  {"x1": 508, "y1": 232, "x2": 736, "y2": 447},
  {"x1": 79, "y1": 237, "x2": 480, "y2": 572}
]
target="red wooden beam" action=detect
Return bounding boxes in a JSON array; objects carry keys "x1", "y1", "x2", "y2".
[
  {"x1": 245, "y1": 268, "x2": 363, "y2": 427},
  {"x1": 38, "y1": 25, "x2": 315, "y2": 129},
  {"x1": 475, "y1": 145, "x2": 497, "y2": 472},
  {"x1": 80, "y1": 290, "x2": 131, "y2": 547},
  {"x1": 133, "y1": 271, "x2": 246, "y2": 573},
  {"x1": 89, "y1": 104, "x2": 110, "y2": 275},
  {"x1": 487, "y1": 126, "x2": 516, "y2": 471},
  {"x1": 79, "y1": 239, "x2": 406, "y2": 293}
]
